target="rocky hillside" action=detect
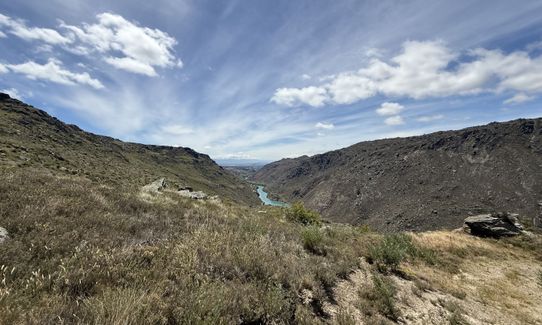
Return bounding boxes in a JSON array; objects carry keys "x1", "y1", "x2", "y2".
[
  {"x1": 253, "y1": 118, "x2": 542, "y2": 231},
  {"x1": 0, "y1": 93, "x2": 258, "y2": 205}
]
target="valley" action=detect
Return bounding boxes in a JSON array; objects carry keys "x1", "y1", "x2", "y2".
[{"x1": 1, "y1": 93, "x2": 541, "y2": 324}]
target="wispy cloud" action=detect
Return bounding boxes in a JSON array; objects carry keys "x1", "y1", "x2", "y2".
[
  {"x1": 503, "y1": 93, "x2": 534, "y2": 105},
  {"x1": 416, "y1": 114, "x2": 444, "y2": 122},
  {"x1": 0, "y1": 13, "x2": 71, "y2": 44},
  {"x1": 6, "y1": 59, "x2": 103, "y2": 89},
  {"x1": 315, "y1": 122, "x2": 334, "y2": 130},
  {"x1": 384, "y1": 115, "x2": 404, "y2": 126}
]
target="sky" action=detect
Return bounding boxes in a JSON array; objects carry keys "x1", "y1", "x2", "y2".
[{"x1": 1, "y1": 0, "x2": 542, "y2": 162}]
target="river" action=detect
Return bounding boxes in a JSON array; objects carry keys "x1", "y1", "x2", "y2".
[{"x1": 256, "y1": 185, "x2": 289, "y2": 207}]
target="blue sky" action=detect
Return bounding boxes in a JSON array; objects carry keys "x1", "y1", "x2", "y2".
[{"x1": 1, "y1": 0, "x2": 542, "y2": 161}]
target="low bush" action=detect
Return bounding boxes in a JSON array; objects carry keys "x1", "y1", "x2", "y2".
[
  {"x1": 368, "y1": 233, "x2": 436, "y2": 273},
  {"x1": 286, "y1": 202, "x2": 322, "y2": 226},
  {"x1": 301, "y1": 226, "x2": 326, "y2": 255}
]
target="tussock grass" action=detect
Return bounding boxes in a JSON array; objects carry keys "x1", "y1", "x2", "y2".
[{"x1": 0, "y1": 170, "x2": 370, "y2": 323}]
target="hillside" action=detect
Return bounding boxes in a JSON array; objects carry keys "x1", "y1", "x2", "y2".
[
  {"x1": 0, "y1": 93, "x2": 258, "y2": 206},
  {"x1": 253, "y1": 118, "x2": 542, "y2": 231},
  {"x1": 0, "y1": 92, "x2": 541, "y2": 324}
]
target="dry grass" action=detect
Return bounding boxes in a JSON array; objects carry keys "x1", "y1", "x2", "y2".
[
  {"x1": 407, "y1": 231, "x2": 542, "y2": 324},
  {"x1": 1, "y1": 169, "x2": 541, "y2": 324},
  {"x1": 0, "y1": 170, "x2": 372, "y2": 324}
]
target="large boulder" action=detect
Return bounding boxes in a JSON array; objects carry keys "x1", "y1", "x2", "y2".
[
  {"x1": 464, "y1": 212, "x2": 524, "y2": 237},
  {"x1": 142, "y1": 178, "x2": 166, "y2": 193},
  {"x1": 0, "y1": 227, "x2": 9, "y2": 243}
]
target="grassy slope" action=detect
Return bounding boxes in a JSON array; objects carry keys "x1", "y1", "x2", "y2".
[
  {"x1": 0, "y1": 170, "x2": 541, "y2": 324},
  {"x1": 0, "y1": 95, "x2": 258, "y2": 206}
]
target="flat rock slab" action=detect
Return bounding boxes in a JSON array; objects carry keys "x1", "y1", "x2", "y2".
[{"x1": 464, "y1": 212, "x2": 524, "y2": 237}]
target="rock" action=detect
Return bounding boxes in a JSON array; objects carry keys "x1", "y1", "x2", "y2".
[
  {"x1": 0, "y1": 93, "x2": 10, "y2": 101},
  {"x1": 142, "y1": 178, "x2": 166, "y2": 193},
  {"x1": 0, "y1": 227, "x2": 9, "y2": 243},
  {"x1": 464, "y1": 212, "x2": 524, "y2": 237},
  {"x1": 178, "y1": 185, "x2": 193, "y2": 191},
  {"x1": 178, "y1": 189, "x2": 208, "y2": 200}
]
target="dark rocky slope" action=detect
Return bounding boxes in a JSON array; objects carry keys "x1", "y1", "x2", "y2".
[
  {"x1": 253, "y1": 118, "x2": 542, "y2": 231},
  {"x1": 0, "y1": 93, "x2": 258, "y2": 205}
]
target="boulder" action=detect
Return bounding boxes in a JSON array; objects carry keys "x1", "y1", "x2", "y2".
[
  {"x1": 142, "y1": 178, "x2": 166, "y2": 193},
  {"x1": 464, "y1": 212, "x2": 524, "y2": 237},
  {"x1": 178, "y1": 189, "x2": 208, "y2": 200},
  {"x1": 0, "y1": 227, "x2": 9, "y2": 243}
]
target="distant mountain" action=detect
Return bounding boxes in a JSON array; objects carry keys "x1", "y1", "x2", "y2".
[
  {"x1": 253, "y1": 118, "x2": 542, "y2": 231},
  {"x1": 214, "y1": 158, "x2": 271, "y2": 167},
  {"x1": 0, "y1": 93, "x2": 258, "y2": 205}
]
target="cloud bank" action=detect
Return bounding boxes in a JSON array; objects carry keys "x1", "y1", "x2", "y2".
[{"x1": 271, "y1": 40, "x2": 542, "y2": 107}]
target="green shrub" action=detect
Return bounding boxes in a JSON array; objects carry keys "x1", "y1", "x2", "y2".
[
  {"x1": 301, "y1": 226, "x2": 325, "y2": 255},
  {"x1": 368, "y1": 233, "x2": 436, "y2": 273},
  {"x1": 286, "y1": 202, "x2": 322, "y2": 226}
]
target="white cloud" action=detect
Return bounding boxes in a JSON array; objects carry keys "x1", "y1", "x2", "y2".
[
  {"x1": 376, "y1": 102, "x2": 404, "y2": 116},
  {"x1": 272, "y1": 40, "x2": 542, "y2": 107},
  {"x1": 0, "y1": 63, "x2": 7, "y2": 73},
  {"x1": 301, "y1": 74, "x2": 312, "y2": 80},
  {"x1": 0, "y1": 30, "x2": 6, "y2": 38},
  {"x1": 327, "y1": 72, "x2": 376, "y2": 104},
  {"x1": 384, "y1": 115, "x2": 404, "y2": 125},
  {"x1": 7, "y1": 59, "x2": 104, "y2": 89},
  {"x1": 416, "y1": 114, "x2": 444, "y2": 122},
  {"x1": 271, "y1": 86, "x2": 328, "y2": 107},
  {"x1": 1, "y1": 88, "x2": 22, "y2": 100},
  {"x1": 0, "y1": 12, "x2": 181, "y2": 77},
  {"x1": 104, "y1": 57, "x2": 157, "y2": 77},
  {"x1": 0, "y1": 13, "x2": 71, "y2": 44},
  {"x1": 61, "y1": 13, "x2": 180, "y2": 76},
  {"x1": 315, "y1": 122, "x2": 334, "y2": 130},
  {"x1": 503, "y1": 93, "x2": 534, "y2": 105}
]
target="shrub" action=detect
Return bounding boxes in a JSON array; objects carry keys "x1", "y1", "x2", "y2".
[
  {"x1": 301, "y1": 226, "x2": 325, "y2": 255},
  {"x1": 368, "y1": 233, "x2": 436, "y2": 273},
  {"x1": 286, "y1": 202, "x2": 322, "y2": 226}
]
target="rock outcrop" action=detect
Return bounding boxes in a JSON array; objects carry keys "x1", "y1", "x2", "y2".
[
  {"x1": 0, "y1": 227, "x2": 9, "y2": 243},
  {"x1": 178, "y1": 189, "x2": 208, "y2": 200},
  {"x1": 464, "y1": 212, "x2": 524, "y2": 237},
  {"x1": 142, "y1": 178, "x2": 166, "y2": 193}
]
